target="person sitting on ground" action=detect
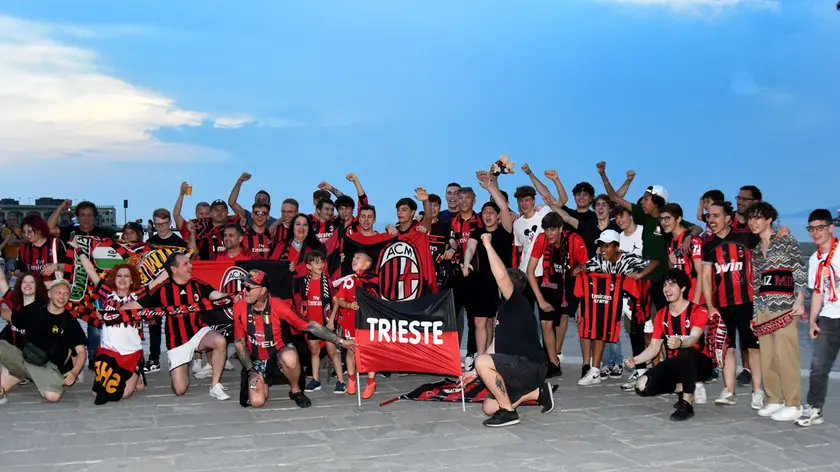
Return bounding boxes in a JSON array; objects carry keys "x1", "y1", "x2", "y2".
[
  {"x1": 462, "y1": 232, "x2": 555, "y2": 428},
  {"x1": 233, "y1": 269, "x2": 355, "y2": 409},
  {"x1": 625, "y1": 269, "x2": 715, "y2": 421},
  {"x1": 0, "y1": 280, "x2": 87, "y2": 404}
]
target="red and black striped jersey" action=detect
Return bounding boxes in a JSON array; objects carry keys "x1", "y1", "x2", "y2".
[
  {"x1": 451, "y1": 212, "x2": 483, "y2": 261},
  {"x1": 574, "y1": 272, "x2": 636, "y2": 343},
  {"x1": 19, "y1": 237, "x2": 67, "y2": 281},
  {"x1": 138, "y1": 280, "x2": 215, "y2": 349},
  {"x1": 651, "y1": 302, "x2": 711, "y2": 360},
  {"x1": 669, "y1": 230, "x2": 704, "y2": 303},
  {"x1": 702, "y1": 230, "x2": 758, "y2": 308},
  {"x1": 339, "y1": 193, "x2": 370, "y2": 236},
  {"x1": 243, "y1": 227, "x2": 272, "y2": 259},
  {"x1": 233, "y1": 297, "x2": 307, "y2": 361},
  {"x1": 310, "y1": 216, "x2": 338, "y2": 244}
]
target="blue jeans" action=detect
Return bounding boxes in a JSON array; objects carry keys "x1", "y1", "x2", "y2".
[
  {"x1": 807, "y1": 317, "x2": 840, "y2": 409},
  {"x1": 604, "y1": 338, "x2": 623, "y2": 367},
  {"x1": 87, "y1": 323, "x2": 101, "y2": 366}
]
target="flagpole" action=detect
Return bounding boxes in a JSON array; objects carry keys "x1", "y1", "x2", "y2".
[
  {"x1": 355, "y1": 348, "x2": 362, "y2": 407},
  {"x1": 460, "y1": 375, "x2": 466, "y2": 412}
]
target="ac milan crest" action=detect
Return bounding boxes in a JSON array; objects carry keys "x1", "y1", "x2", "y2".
[{"x1": 378, "y1": 241, "x2": 421, "y2": 301}]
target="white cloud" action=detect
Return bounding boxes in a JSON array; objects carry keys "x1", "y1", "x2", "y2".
[
  {"x1": 0, "y1": 15, "x2": 252, "y2": 164},
  {"x1": 594, "y1": 0, "x2": 779, "y2": 14},
  {"x1": 213, "y1": 115, "x2": 256, "y2": 129},
  {"x1": 731, "y1": 72, "x2": 793, "y2": 105}
]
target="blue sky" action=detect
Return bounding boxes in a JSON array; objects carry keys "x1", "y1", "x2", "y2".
[{"x1": 1, "y1": 0, "x2": 837, "y2": 240}]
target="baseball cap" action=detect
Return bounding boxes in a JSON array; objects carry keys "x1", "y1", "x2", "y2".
[
  {"x1": 646, "y1": 185, "x2": 669, "y2": 202},
  {"x1": 49, "y1": 278, "x2": 72, "y2": 290},
  {"x1": 235, "y1": 269, "x2": 270, "y2": 288},
  {"x1": 595, "y1": 229, "x2": 621, "y2": 245},
  {"x1": 211, "y1": 199, "x2": 228, "y2": 209}
]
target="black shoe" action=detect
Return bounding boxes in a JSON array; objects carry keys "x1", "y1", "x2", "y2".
[
  {"x1": 546, "y1": 362, "x2": 562, "y2": 378},
  {"x1": 538, "y1": 381, "x2": 555, "y2": 414},
  {"x1": 289, "y1": 391, "x2": 312, "y2": 408},
  {"x1": 483, "y1": 408, "x2": 520, "y2": 427},
  {"x1": 736, "y1": 369, "x2": 752, "y2": 387},
  {"x1": 581, "y1": 364, "x2": 591, "y2": 379},
  {"x1": 378, "y1": 371, "x2": 392, "y2": 378},
  {"x1": 670, "y1": 399, "x2": 695, "y2": 422},
  {"x1": 673, "y1": 392, "x2": 684, "y2": 408},
  {"x1": 704, "y1": 369, "x2": 719, "y2": 384},
  {"x1": 144, "y1": 360, "x2": 161, "y2": 373}
]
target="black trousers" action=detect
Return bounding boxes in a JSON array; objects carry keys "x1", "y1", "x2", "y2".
[
  {"x1": 637, "y1": 349, "x2": 714, "y2": 396},
  {"x1": 148, "y1": 321, "x2": 162, "y2": 362}
]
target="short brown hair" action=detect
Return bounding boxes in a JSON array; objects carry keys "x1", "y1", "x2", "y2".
[{"x1": 153, "y1": 208, "x2": 171, "y2": 220}]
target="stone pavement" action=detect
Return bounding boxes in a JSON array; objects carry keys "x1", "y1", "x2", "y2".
[{"x1": 2, "y1": 363, "x2": 840, "y2": 472}]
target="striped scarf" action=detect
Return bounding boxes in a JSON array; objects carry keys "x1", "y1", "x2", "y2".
[
  {"x1": 303, "y1": 274, "x2": 332, "y2": 321},
  {"x1": 815, "y1": 237, "x2": 839, "y2": 303}
]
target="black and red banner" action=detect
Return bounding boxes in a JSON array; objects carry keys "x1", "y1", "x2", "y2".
[
  {"x1": 389, "y1": 378, "x2": 556, "y2": 405},
  {"x1": 340, "y1": 231, "x2": 437, "y2": 301},
  {"x1": 191, "y1": 259, "x2": 292, "y2": 339},
  {"x1": 355, "y1": 288, "x2": 460, "y2": 377}
]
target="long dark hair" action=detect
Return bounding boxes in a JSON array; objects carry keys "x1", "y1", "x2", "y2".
[
  {"x1": 285, "y1": 213, "x2": 322, "y2": 250},
  {"x1": 8, "y1": 273, "x2": 48, "y2": 309}
]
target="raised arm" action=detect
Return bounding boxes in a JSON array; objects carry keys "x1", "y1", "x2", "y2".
[
  {"x1": 541, "y1": 193, "x2": 579, "y2": 229},
  {"x1": 481, "y1": 232, "x2": 514, "y2": 299},
  {"x1": 318, "y1": 181, "x2": 344, "y2": 198},
  {"x1": 187, "y1": 221, "x2": 199, "y2": 257},
  {"x1": 615, "y1": 170, "x2": 636, "y2": 198},
  {"x1": 227, "y1": 172, "x2": 251, "y2": 219},
  {"x1": 47, "y1": 199, "x2": 72, "y2": 237},
  {"x1": 173, "y1": 182, "x2": 189, "y2": 231},
  {"x1": 346, "y1": 173, "x2": 366, "y2": 198},
  {"x1": 543, "y1": 170, "x2": 569, "y2": 207},
  {"x1": 477, "y1": 171, "x2": 514, "y2": 233},
  {"x1": 597, "y1": 162, "x2": 631, "y2": 210},
  {"x1": 521, "y1": 163, "x2": 553, "y2": 200},
  {"x1": 415, "y1": 187, "x2": 433, "y2": 232}
]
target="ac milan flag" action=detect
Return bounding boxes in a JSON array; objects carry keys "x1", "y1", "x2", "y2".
[
  {"x1": 191, "y1": 259, "x2": 292, "y2": 339},
  {"x1": 355, "y1": 288, "x2": 460, "y2": 377},
  {"x1": 340, "y1": 231, "x2": 437, "y2": 302}
]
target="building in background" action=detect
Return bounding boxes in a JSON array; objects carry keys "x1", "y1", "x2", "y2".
[{"x1": 0, "y1": 197, "x2": 118, "y2": 229}]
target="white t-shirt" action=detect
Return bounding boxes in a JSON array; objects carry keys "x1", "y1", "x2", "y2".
[
  {"x1": 809, "y1": 247, "x2": 840, "y2": 319},
  {"x1": 514, "y1": 206, "x2": 552, "y2": 276},
  {"x1": 620, "y1": 225, "x2": 644, "y2": 257}
]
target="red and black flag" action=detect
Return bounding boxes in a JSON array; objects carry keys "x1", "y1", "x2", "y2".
[
  {"x1": 355, "y1": 288, "x2": 460, "y2": 376},
  {"x1": 339, "y1": 231, "x2": 437, "y2": 301},
  {"x1": 382, "y1": 378, "x2": 557, "y2": 406},
  {"x1": 190, "y1": 259, "x2": 292, "y2": 339}
]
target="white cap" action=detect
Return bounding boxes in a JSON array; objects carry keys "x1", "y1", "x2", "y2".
[
  {"x1": 646, "y1": 185, "x2": 668, "y2": 202},
  {"x1": 595, "y1": 229, "x2": 620, "y2": 245}
]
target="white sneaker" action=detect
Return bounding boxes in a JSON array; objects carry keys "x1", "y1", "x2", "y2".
[
  {"x1": 795, "y1": 405, "x2": 824, "y2": 427},
  {"x1": 758, "y1": 403, "x2": 784, "y2": 418},
  {"x1": 715, "y1": 390, "x2": 736, "y2": 406},
  {"x1": 557, "y1": 353, "x2": 566, "y2": 364},
  {"x1": 209, "y1": 383, "x2": 230, "y2": 400},
  {"x1": 694, "y1": 384, "x2": 707, "y2": 404},
  {"x1": 0, "y1": 389, "x2": 7, "y2": 405},
  {"x1": 751, "y1": 390, "x2": 766, "y2": 410},
  {"x1": 464, "y1": 355, "x2": 475, "y2": 372},
  {"x1": 224, "y1": 360, "x2": 235, "y2": 371},
  {"x1": 578, "y1": 368, "x2": 601, "y2": 386},
  {"x1": 771, "y1": 406, "x2": 802, "y2": 422},
  {"x1": 194, "y1": 364, "x2": 213, "y2": 379},
  {"x1": 191, "y1": 360, "x2": 204, "y2": 374},
  {"x1": 620, "y1": 369, "x2": 643, "y2": 391}
]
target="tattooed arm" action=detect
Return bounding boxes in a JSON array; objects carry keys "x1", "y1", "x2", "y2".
[
  {"x1": 234, "y1": 338, "x2": 254, "y2": 372},
  {"x1": 303, "y1": 321, "x2": 353, "y2": 349}
]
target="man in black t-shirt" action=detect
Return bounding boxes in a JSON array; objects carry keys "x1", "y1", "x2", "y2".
[
  {"x1": 0, "y1": 280, "x2": 87, "y2": 403},
  {"x1": 426, "y1": 194, "x2": 457, "y2": 289},
  {"x1": 48, "y1": 200, "x2": 116, "y2": 243},
  {"x1": 462, "y1": 233, "x2": 554, "y2": 428},
  {"x1": 147, "y1": 208, "x2": 188, "y2": 248}
]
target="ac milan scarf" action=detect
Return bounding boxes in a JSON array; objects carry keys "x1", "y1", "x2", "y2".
[
  {"x1": 302, "y1": 274, "x2": 332, "y2": 321},
  {"x1": 814, "y1": 237, "x2": 838, "y2": 303},
  {"x1": 96, "y1": 297, "x2": 234, "y2": 327}
]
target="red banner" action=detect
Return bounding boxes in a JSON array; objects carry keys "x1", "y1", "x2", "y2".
[{"x1": 355, "y1": 288, "x2": 460, "y2": 377}]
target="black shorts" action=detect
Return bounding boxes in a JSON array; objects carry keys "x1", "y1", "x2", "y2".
[
  {"x1": 473, "y1": 279, "x2": 502, "y2": 318},
  {"x1": 537, "y1": 284, "x2": 566, "y2": 324},
  {"x1": 720, "y1": 303, "x2": 758, "y2": 350},
  {"x1": 561, "y1": 295, "x2": 580, "y2": 316},
  {"x1": 488, "y1": 354, "x2": 547, "y2": 404}
]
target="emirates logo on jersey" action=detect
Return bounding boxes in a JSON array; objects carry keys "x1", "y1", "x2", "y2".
[{"x1": 379, "y1": 241, "x2": 421, "y2": 301}]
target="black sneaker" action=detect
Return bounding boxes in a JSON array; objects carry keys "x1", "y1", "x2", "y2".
[
  {"x1": 483, "y1": 408, "x2": 520, "y2": 427},
  {"x1": 144, "y1": 360, "x2": 161, "y2": 373},
  {"x1": 670, "y1": 399, "x2": 695, "y2": 421},
  {"x1": 547, "y1": 362, "x2": 562, "y2": 379},
  {"x1": 704, "y1": 369, "x2": 719, "y2": 384},
  {"x1": 289, "y1": 391, "x2": 312, "y2": 408},
  {"x1": 673, "y1": 392, "x2": 684, "y2": 408},
  {"x1": 736, "y1": 369, "x2": 752, "y2": 387},
  {"x1": 581, "y1": 364, "x2": 591, "y2": 379},
  {"x1": 538, "y1": 381, "x2": 555, "y2": 414}
]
